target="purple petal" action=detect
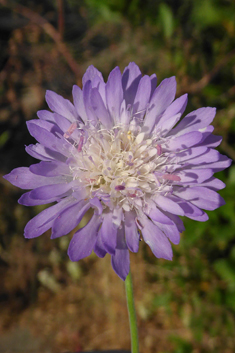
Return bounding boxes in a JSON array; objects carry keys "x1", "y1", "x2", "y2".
[
  {"x1": 91, "y1": 88, "x2": 112, "y2": 128},
  {"x1": 170, "y1": 196, "x2": 209, "y2": 221},
  {"x1": 200, "y1": 177, "x2": 225, "y2": 190},
  {"x1": 140, "y1": 215, "x2": 173, "y2": 260},
  {"x1": 94, "y1": 231, "x2": 107, "y2": 258},
  {"x1": 170, "y1": 107, "x2": 216, "y2": 136},
  {"x1": 30, "y1": 160, "x2": 70, "y2": 177},
  {"x1": 119, "y1": 99, "x2": 130, "y2": 126},
  {"x1": 37, "y1": 110, "x2": 55, "y2": 122},
  {"x1": 26, "y1": 121, "x2": 61, "y2": 151},
  {"x1": 124, "y1": 210, "x2": 139, "y2": 253},
  {"x1": 164, "y1": 131, "x2": 203, "y2": 150},
  {"x1": 24, "y1": 197, "x2": 75, "y2": 238},
  {"x1": 82, "y1": 65, "x2": 104, "y2": 87},
  {"x1": 122, "y1": 62, "x2": 142, "y2": 106},
  {"x1": 153, "y1": 221, "x2": 180, "y2": 245},
  {"x1": 72, "y1": 85, "x2": 88, "y2": 123},
  {"x1": 164, "y1": 212, "x2": 185, "y2": 233},
  {"x1": 173, "y1": 186, "x2": 225, "y2": 210},
  {"x1": 174, "y1": 146, "x2": 208, "y2": 163},
  {"x1": 30, "y1": 182, "x2": 74, "y2": 200},
  {"x1": 150, "y1": 73, "x2": 157, "y2": 99},
  {"x1": 111, "y1": 227, "x2": 130, "y2": 281},
  {"x1": 186, "y1": 149, "x2": 225, "y2": 166},
  {"x1": 194, "y1": 154, "x2": 232, "y2": 172},
  {"x1": 153, "y1": 195, "x2": 184, "y2": 216},
  {"x1": 133, "y1": 75, "x2": 151, "y2": 118},
  {"x1": 83, "y1": 80, "x2": 98, "y2": 125},
  {"x1": 98, "y1": 212, "x2": 117, "y2": 255},
  {"x1": 68, "y1": 214, "x2": 101, "y2": 261},
  {"x1": 148, "y1": 206, "x2": 174, "y2": 225},
  {"x1": 3, "y1": 167, "x2": 63, "y2": 189},
  {"x1": 26, "y1": 144, "x2": 66, "y2": 162},
  {"x1": 163, "y1": 94, "x2": 188, "y2": 120},
  {"x1": 90, "y1": 197, "x2": 103, "y2": 215},
  {"x1": 177, "y1": 168, "x2": 214, "y2": 184},
  {"x1": 51, "y1": 200, "x2": 90, "y2": 238},
  {"x1": 45, "y1": 90, "x2": 78, "y2": 122},
  {"x1": 19, "y1": 191, "x2": 57, "y2": 206},
  {"x1": 143, "y1": 76, "x2": 176, "y2": 133},
  {"x1": 199, "y1": 131, "x2": 222, "y2": 148},
  {"x1": 106, "y1": 67, "x2": 123, "y2": 123}
]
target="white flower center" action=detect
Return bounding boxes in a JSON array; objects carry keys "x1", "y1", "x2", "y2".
[{"x1": 66, "y1": 124, "x2": 177, "y2": 212}]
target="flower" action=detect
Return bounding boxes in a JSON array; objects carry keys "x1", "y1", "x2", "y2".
[{"x1": 4, "y1": 62, "x2": 231, "y2": 280}]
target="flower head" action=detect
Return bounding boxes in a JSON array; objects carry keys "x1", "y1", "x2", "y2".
[{"x1": 4, "y1": 63, "x2": 231, "y2": 280}]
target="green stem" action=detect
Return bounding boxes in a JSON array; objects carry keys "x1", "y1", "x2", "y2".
[{"x1": 125, "y1": 271, "x2": 139, "y2": 353}]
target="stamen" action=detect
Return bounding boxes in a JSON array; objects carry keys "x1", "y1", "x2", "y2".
[
  {"x1": 115, "y1": 185, "x2": 125, "y2": 191},
  {"x1": 156, "y1": 144, "x2": 162, "y2": 156},
  {"x1": 77, "y1": 135, "x2": 84, "y2": 152},
  {"x1": 162, "y1": 174, "x2": 181, "y2": 182},
  {"x1": 64, "y1": 122, "x2": 77, "y2": 138}
]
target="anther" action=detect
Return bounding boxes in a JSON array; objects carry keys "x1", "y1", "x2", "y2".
[{"x1": 64, "y1": 122, "x2": 77, "y2": 139}]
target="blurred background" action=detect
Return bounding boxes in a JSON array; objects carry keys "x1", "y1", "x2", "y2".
[{"x1": 0, "y1": 0, "x2": 235, "y2": 352}]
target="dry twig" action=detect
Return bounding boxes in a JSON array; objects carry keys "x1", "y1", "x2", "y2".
[{"x1": 0, "y1": 0, "x2": 81, "y2": 79}]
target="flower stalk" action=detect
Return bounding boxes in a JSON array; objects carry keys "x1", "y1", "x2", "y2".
[{"x1": 125, "y1": 271, "x2": 139, "y2": 353}]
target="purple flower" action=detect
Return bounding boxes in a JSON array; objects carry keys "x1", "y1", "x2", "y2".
[{"x1": 4, "y1": 63, "x2": 231, "y2": 280}]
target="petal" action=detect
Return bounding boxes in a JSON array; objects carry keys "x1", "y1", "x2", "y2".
[
  {"x1": 192, "y1": 154, "x2": 232, "y2": 171},
  {"x1": 148, "y1": 206, "x2": 174, "y2": 225},
  {"x1": 82, "y1": 65, "x2": 104, "y2": 87},
  {"x1": 45, "y1": 90, "x2": 78, "y2": 122},
  {"x1": 94, "y1": 231, "x2": 107, "y2": 258},
  {"x1": 111, "y1": 227, "x2": 130, "y2": 280},
  {"x1": 150, "y1": 73, "x2": 157, "y2": 98},
  {"x1": 91, "y1": 88, "x2": 113, "y2": 128},
  {"x1": 83, "y1": 80, "x2": 98, "y2": 125},
  {"x1": 72, "y1": 85, "x2": 88, "y2": 123},
  {"x1": 37, "y1": 110, "x2": 55, "y2": 122},
  {"x1": 98, "y1": 212, "x2": 117, "y2": 255},
  {"x1": 163, "y1": 131, "x2": 203, "y2": 151},
  {"x1": 153, "y1": 221, "x2": 181, "y2": 245},
  {"x1": 124, "y1": 210, "x2": 139, "y2": 253},
  {"x1": 24, "y1": 197, "x2": 75, "y2": 238},
  {"x1": 119, "y1": 99, "x2": 130, "y2": 126},
  {"x1": 162, "y1": 93, "x2": 188, "y2": 121},
  {"x1": 176, "y1": 168, "x2": 214, "y2": 184},
  {"x1": 122, "y1": 62, "x2": 142, "y2": 106},
  {"x1": 68, "y1": 214, "x2": 101, "y2": 261},
  {"x1": 90, "y1": 197, "x2": 103, "y2": 215},
  {"x1": 174, "y1": 146, "x2": 208, "y2": 163},
  {"x1": 3, "y1": 167, "x2": 63, "y2": 190},
  {"x1": 29, "y1": 160, "x2": 70, "y2": 177},
  {"x1": 26, "y1": 144, "x2": 66, "y2": 162},
  {"x1": 26, "y1": 121, "x2": 61, "y2": 152},
  {"x1": 51, "y1": 200, "x2": 90, "y2": 238},
  {"x1": 19, "y1": 191, "x2": 57, "y2": 206},
  {"x1": 30, "y1": 182, "x2": 74, "y2": 200},
  {"x1": 186, "y1": 149, "x2": 226, "y2": 166},
  {"x1": 170, "y1": 107, "x2": 216, "y2": 136},
  {"x1": 106, "y1": 67, "x2": 123, "y2": 123},
  {"x1": 199, "y1": 132, "x2": 222, "y2": 148},
  {"x1": 164, "y1": 212, "x2": 185, "y2": 233},
  {"x1": 153, "y1": 195, "x2": 184, "y2": 216},
  {"x1": 173, "y1": 186, "x2": 225, "y2": 210},
  {"x1": 174, "y1": 198, "x2": 209, "y2": 221},
  {"x1": 199, "y1": 177, "x2": 225, "y2": 190},
  {"x1": 140, "y1": 215, "x2": 173, "y2": 260},
  {"x1": 143, "y1": 76, "x2": 176, "y2": 133},
  {"x1": 133, "y1": 75, "x2": 151, "y2": 118}
]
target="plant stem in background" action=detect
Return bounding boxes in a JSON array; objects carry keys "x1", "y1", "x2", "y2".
[{"x1": 125, "y1": 271, "x2": 139, "y2": 353}]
